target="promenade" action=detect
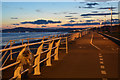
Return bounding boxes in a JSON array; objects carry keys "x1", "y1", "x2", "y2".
[
  {"x1": 26, "y1": 32, "x2": 119, "y2": 80},
  {"x1": 2, "y1": 32, "x2": 119, "y2": 80}
]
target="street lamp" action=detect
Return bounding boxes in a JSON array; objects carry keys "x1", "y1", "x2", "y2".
[
  {"x1": 108, "y1": 6, "x2": 113, "y2": 32},
  {"x1": 100, "y1": 21, "x2": 102, "y2": 32}
]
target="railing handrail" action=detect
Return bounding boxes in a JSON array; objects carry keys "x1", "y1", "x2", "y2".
[
  {"x1": 0, "y1": 38, "x2": 61, "y2": 52},
  {"x1": 3, "y1": 33, "x2": 68, "y2": 49}
]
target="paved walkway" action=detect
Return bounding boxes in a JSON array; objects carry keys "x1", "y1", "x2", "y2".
[{"x1": 27, "y1": 32, "x2": 119, "y2": 80}]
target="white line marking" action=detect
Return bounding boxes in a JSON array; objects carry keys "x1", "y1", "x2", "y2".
[
  {"x1": 100, "y1": 65, "x2": 105, "y2": 69},
  {"x1": 101, "y1": 70, "x2": 107, "y2": 75},
  {"x1": 102, "y1": 78, "x2": 108, "y2": 80},
  {"x1": 100, "y1": 58, "x2": 103, "y2": 61},
  {"x1": 90, "y1": 33, "x2": 102, "y2": 51},
  {"x1": 100, "y1": 61, "x2": 104, "y2": 64},
  {"x1": 99, "y1": 55, "x2": 103, "y2": 58}
]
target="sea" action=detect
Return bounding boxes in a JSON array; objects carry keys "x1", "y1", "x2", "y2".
[{"x1": 0, "y1": 32, "x2": 68, "y2": 47}]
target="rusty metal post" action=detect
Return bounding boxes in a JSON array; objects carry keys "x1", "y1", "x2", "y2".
[
  {"x1": 34, "y1": 43, "x2": 43, "y2": 75},
  {"x1": 46, "y1": 40, "x2": 54, "y2": 66}
]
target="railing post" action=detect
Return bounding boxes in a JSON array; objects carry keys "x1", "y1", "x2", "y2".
[
  {"x1": 46, "y1": 40, "x2": 54, "y2": 66},
  {"x1": 22, "y1": 39, "x2": 23, "y2": 45},
  {"x1": 34, "y1": 43, "x2": 43, "y2": 75},
  {"x1": 13, "y1": 46, "x2": 33, "y2": 80},
  {"x1": 54, "y1": 39, "x2": 61, "y2": 60},
  {"x1": 52, "y1": 35, "x2": 55, "y2": 39},
  {"x1": 42, "y1": 36, "x2": 45, "y2": 41},
  {"x1": 27, "y1": 38, "x2": 30, "y2": 48},
  {"x1": 80, "y1": 32, "x2": 82, "y2": 38},
  {"x1": 10, "y1": 40, "x2": 13, "y2": 60},
  {"x1": 13, "y1": 47, "x2": 26, "y2": 80}
]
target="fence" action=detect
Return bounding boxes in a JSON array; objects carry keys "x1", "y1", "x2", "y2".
[{"x1": 0, "y1": 30, "x2": 89, "y2": 80}]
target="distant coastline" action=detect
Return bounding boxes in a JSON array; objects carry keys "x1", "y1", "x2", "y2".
[{"x1": 2, "y1": 27, "x2": 86, "y2": 33}]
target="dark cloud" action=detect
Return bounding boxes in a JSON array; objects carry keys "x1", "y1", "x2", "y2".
[
  {"x1": 11, "y1": 17, "x2": 18, "y2": 19},
  {"x1": 92, "y1": 11, "x2": 98, "y2": 13},
  {"x1": 99, "y1": 7, "x2": 117, "y2": 10},
  {"x1": 68, "y1": 18, "x2": 78, "y2": 20},
  {"x1": 19, "y1": 8, "x2": 23, "y2": 10},
  {"x1": 21, "y1": 19, "x2": 61, "y2": 25},
  {"x1": 81, "y1": 12, "x2": 119, "y2": 16},
  {"x1": 65, "y1": 16, "x2": 72, "y2": 17},
  {"x1": 53, "y1": 13, "x2": 58, "y2": 14},
  {"x1": 79, "y1": 6, "x2": 81, "y2": 8},
  {"x1": 35, "y1": 9, "x2": 41, "y2": 12},
  {"x1": 61, "y1": 21, "x2": 119, "y2": 26},
  {"x1": 63, "y1": 12, "x2": 68, "y2": 14},
  {"x1": 83, "y1": 16, "x2": 92, "y2": 18},
  {"x1": 12, "y1": 24, "x2": 19, "y2": 25},
  {"x1": 83, "y1": 6, "x2": 95, "y2": 8},
  {"x1": 69, "y1": 13, "x2": 78, "y2": 14},
  {"x1": 69, "y1": 20, "x2": 75, "y2": 22},
  {"x1": 86, "y1": 3, "x2": 99, "y2": 6},
  {"x1": 62, "y1": 22, "x2": 100, "y2": 26},
  {"x1": 86, "y1": 20, "x2": 95, "y2": 22},
  {"x1": 41, "y1": 25, "x2": 46, "y2": 27},
  {"x1": 80, "y1": 20, "x2": 83, "y2": 22}
]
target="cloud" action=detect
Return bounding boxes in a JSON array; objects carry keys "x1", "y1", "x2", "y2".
[
  {"x1": 68, "y1": 18, "x2": 78, "y2": 20},
  {"x1": 12, "y1": 24, "x2": 19, "y2": 25},
  {"x1": 83, "y1": 6, "x2": 95, "y2": 8},
  {"x1": 84, "y1": 0, "x2": 119, "y2": 2},
  {"x1": 41, "y1": 25, "x2": 46, "y2": 27},
  {"x1": 83, "y1": 16, "x2": 92, "y2": 18},
  {"x1": 69, "y1": 20, "x2": 75, "y2": 22},
  {"x1": 86, "y1": 3, "x2": 99, "y2": 6},
  {"x1": 11, "y1": 17, "x2": 18, "y2": 19},
  {"x1": 53, "y1": 12, "x2": 68, "y2": 15},
  {"x1": 63, "y1": 12, "x2": 68, "y2": 14},
  {"x1": 91, "y1": 11, "x2": 98, "y2": 13},
  {"x1": 79, "y1": 6, "x2": 81, "y2": 8},
  {"x1": 19, "y1": 8, "x2": 23, "y2": 10},
  {"x1": 69, "y1": 13, "x2": 78, "y2": 14},
  {"x1": 61, "y1": 21, "x2": 119, "y2": 26},
  {"x1": 21, "y1": 19, "x2": 61, "y2": 25},
  {"x1": 35, "y1": 9, "x2": 41, "y2": 12},
  {"x1": 65, "y1": 16, "x2": 72, "y2": 17},
  {"x1": 86, "y1": 20, "x2": 95, "y2": 22},
  {"x1": 61, "y1": 22, "x2": 100, "y2": 26},
  {"x1": 81, "y1": 12, "x2": 119, "y2": 16},
  {"x1": 99, "y1": 7, "x2": 117, "y2": 9}
]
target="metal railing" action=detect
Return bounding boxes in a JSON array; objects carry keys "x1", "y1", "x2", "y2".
[{"x1": 0, "y1": 30, "x2": 89, "y2": 80}]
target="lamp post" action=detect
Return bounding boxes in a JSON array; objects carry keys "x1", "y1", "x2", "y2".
[
  {"x1": 109, "y1": 7, "x2": 113, "y2": 32},
  {"x1": 100, "y1": 21, "x2": 102, "y2": 32}
]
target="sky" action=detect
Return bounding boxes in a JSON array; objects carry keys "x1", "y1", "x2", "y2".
[{"x1": 1, "y1": 0, "x2": 119, "y2": 29}]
